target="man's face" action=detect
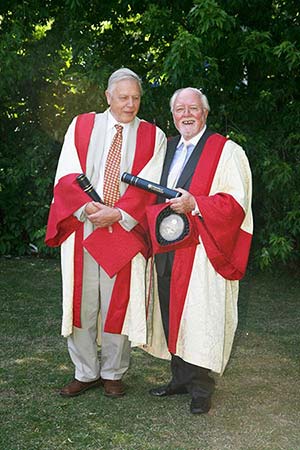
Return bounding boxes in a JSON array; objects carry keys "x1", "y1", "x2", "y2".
[
  {"x1": 105, "y1": 79, "x2": 141, "y2": 123},
  {"x1": 173, "y1": 89, "x2": 208, "y2": 141}
]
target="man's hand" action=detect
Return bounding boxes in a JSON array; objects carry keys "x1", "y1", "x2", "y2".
[
  {"x1": 168, "y1": 188, "x2": 196, "y2": 214},
  {"x1": 85, "y1": 201, "x2": 101, "y2": 215},
  {"x1": 86, "y1": 202, "x2": 122, "y2": 228}
]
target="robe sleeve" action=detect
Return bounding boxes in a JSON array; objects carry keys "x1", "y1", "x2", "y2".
[
  {"x1": 45, "y1": 118, "x2": 91, "y2": 247},
  {"x1": 195, "y1": 141, "x2": 253, "y2": 280},
  {"x1": 45, "y1": 174, "x2": 93, "y2": 247}
]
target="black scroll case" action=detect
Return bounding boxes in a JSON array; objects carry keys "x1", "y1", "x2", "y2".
[
  {"x1": 121, "y1": 172, "x2": 181, "y2": 200},
  {"x1": 76, "y1": 174, "x2": 103, "y2": 203}
]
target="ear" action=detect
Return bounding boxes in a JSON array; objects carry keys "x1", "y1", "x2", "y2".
[{"x1": 105, "y1": 89, "x2": 111, "y2": 105}]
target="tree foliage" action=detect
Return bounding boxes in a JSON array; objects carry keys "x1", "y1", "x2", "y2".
[{"x1": 0, "y1": 0, "x2": 299, "y2": 269}]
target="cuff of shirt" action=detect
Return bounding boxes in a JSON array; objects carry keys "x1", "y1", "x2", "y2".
[
  {"x1": 191, "y1": 199, "x2": 202, "y2": 218},
  {"x1": 73, "y1": 204, "x2": 88, "y2": 222},
  {"x1": 116, "y1": 208, "x2": 138, "y2": 231}
]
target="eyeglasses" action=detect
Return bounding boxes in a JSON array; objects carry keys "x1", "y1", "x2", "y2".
[{"x1": 174, "y1": 106, "x2": 204, "y2": 115}]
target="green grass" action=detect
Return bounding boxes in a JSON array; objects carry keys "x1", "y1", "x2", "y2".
[{"x1": 0, "y1": 257, "x2": 299, "y2": 450}]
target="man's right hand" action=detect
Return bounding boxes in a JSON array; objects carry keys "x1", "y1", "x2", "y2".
[
  {"x1": 85, "y1": 201, "x2": 101, "y2": 215},
  {"x1": 86, "y1": 203, "x2": 122, "y2": 229}
]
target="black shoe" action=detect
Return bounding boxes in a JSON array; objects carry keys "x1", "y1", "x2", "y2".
[
  {"x1": 190, "y1": 396, "x2": 211, "y2": 414},
  {"x1": 149, "y1": 384, "x2": 188, "y2": 397}
]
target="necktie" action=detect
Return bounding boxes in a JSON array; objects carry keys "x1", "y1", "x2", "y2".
[
  {"x1": 103, "y1": 124, "x2": 123, "y2": 207},
  {"x1": 167, "y1": 143, "x2": 189, "y2": 188}
]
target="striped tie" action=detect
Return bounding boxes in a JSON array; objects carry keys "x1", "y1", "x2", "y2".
[{"x1": 103, "y1": 124, "x2": 123, "y2": 207}]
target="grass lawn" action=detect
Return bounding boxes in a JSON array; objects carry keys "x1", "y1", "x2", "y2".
[{"x1": 0, "y1": 256, "x2": 299, "y2": 450}]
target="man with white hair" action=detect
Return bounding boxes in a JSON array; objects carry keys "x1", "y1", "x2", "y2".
[
  {"x1": 45, "y1": 68, "x2": 166, "y2": 398},
  {"x1": 147, "y1": 87, "x2": 253, "y2": 414}
]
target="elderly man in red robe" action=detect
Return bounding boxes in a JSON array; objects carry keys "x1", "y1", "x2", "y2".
[
  {"x1": 144, "y1": 87, "x2": 253, "y2": 414},
  {"x1": 45, "y1": 68, "x2": 166, "y2": 398}
]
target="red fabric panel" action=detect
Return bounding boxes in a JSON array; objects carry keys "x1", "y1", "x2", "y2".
[
  {"x1": 73, "y1": 226, "x2": 84, "y2": 327},
  {"x1": 189, "y1": 134, "x2": 227, "y2": 196},
  {"x1": 103, "y1": 262, "x2": 132, "y2": 333},
  {"x1": 168, "y1": 245, "x2": 197, "y2": 353},
  {"x1": 74, "y1": 113, "x2": 95, "y2": 173},
  {"x1": 83, "y1": 223, "x2": 148, "y2": 278}
]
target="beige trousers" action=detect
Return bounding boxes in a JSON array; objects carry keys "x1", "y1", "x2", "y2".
[{"x1": 67, "y1": 250, "x2": 131, "y2": 382}]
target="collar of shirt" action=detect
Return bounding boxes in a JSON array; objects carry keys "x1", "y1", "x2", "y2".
[
  {"x1": 107, "y1": 110, "x2": 130, "y2": 138},
  {"x1": 177, "y1": 125, "x2": 207, "y2": 149}
]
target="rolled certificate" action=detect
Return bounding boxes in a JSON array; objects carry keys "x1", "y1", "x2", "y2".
[
  {"x1": 76, "y1": 174, "x2": 103, "y2": 203},
  {"x1": 121, "y1": 172, "x2": 181, "y2": 199}
]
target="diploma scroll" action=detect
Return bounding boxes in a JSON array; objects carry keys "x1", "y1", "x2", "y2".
[
  {"x1": 76, "y1": 174, "x2": 103, "y2": 203},
  {"x1": 121, "y1": 172, "x2": 181, "y2": 199}
]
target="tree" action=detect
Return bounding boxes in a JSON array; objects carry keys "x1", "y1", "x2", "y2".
[{"x1": 0, "y1": 0, "x2": 299, "y2": 269}]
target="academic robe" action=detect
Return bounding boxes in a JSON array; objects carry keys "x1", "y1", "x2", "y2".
[
  {"x1": 142, "y1": 132, "x2": 253, "y2": 374},
  {"x1": 45, "y1": 110, "x2": 166, "y2": 339}
]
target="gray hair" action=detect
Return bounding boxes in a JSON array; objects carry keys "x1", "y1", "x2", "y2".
[
  {"x1": 170, "y1": 87, "x2": 210, "y2": 112},
  {"x1": 107, "y1": 68, "x2": 143, "y2": 95}
]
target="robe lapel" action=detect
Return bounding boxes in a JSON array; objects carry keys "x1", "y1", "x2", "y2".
[
  {"x1": 176, "y1": 129, "x2": 214, "y2": 189},
  {"x1": 88, "y1": 112, "x2": 108, "y2": 187}
]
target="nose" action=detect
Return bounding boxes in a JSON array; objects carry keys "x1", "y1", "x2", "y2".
[{"x1": 127, "y1": 97, "x2": 134, "y2": 107}]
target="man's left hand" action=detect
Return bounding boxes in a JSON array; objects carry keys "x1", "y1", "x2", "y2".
[{"x1": 169, "y1": 188, "x2": 196, "y2": 214}]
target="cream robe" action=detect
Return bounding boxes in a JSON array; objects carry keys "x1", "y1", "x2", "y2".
[{"x1": 141, "y1": 139, "x2": 253, "y2": 374}]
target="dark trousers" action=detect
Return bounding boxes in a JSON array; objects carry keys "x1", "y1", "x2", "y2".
[{"x1": 157, "y1": 261, "x2": 215, "y2": 399}]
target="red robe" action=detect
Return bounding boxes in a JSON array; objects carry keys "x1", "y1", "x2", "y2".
[{"x1": 45, "y1": 112, "x2": 165, "y2": 334}]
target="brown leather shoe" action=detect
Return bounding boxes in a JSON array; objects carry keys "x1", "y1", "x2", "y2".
[
  {"x1": 60, "y1": 378, "x2": 103, "y2": 397},
  {"x1": 102, "y1": 379, "x2": 125, "y2": 398}
]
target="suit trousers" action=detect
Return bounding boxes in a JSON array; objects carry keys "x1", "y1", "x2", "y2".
[
  {"x1": 67, "y1": 251, "x2": 131, "y2": 382},
  {"x1": 156, "y1": 254, "x2": 215, "y2": 399}
]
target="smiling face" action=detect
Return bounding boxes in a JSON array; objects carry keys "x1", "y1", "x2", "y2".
[
  {"x1": 172, "y1": 89, "x2": 208, "y2": 141},
  {"x1": 105, "y1": 78, "x2": 141, "y2": 123}
]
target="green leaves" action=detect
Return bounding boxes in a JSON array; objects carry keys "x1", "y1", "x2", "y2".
[
  {"x1": 164, "y1": 30, "x2": 204, "y2": 86},
  {"x1": 274, "y1": 40, "x2": 300, "y2": 71},
  {"x1": 0, "y1": 0, "x2": 299, "y2": 269},
  {"x1": 188, "y1": 0, "x2": 235, "y2": 39},
  {"x1": 259, "y1": 235, "x2": 293, "y2": 270},
  {"x1": 238, "y1": 31, "x2": 272, "y2": 64}
]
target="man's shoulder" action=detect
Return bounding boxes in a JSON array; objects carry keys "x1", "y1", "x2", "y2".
[
  {"x1": 138, "y1": 120, "x2": 166, "y2": 140},
  {"x1": 139, "y1": 118, "x2": 160, "y2": 129}
]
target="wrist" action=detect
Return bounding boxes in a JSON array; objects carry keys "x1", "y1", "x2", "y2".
[{"x1": 114, "y1": 207, "x2": 122, "y2": 222}]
